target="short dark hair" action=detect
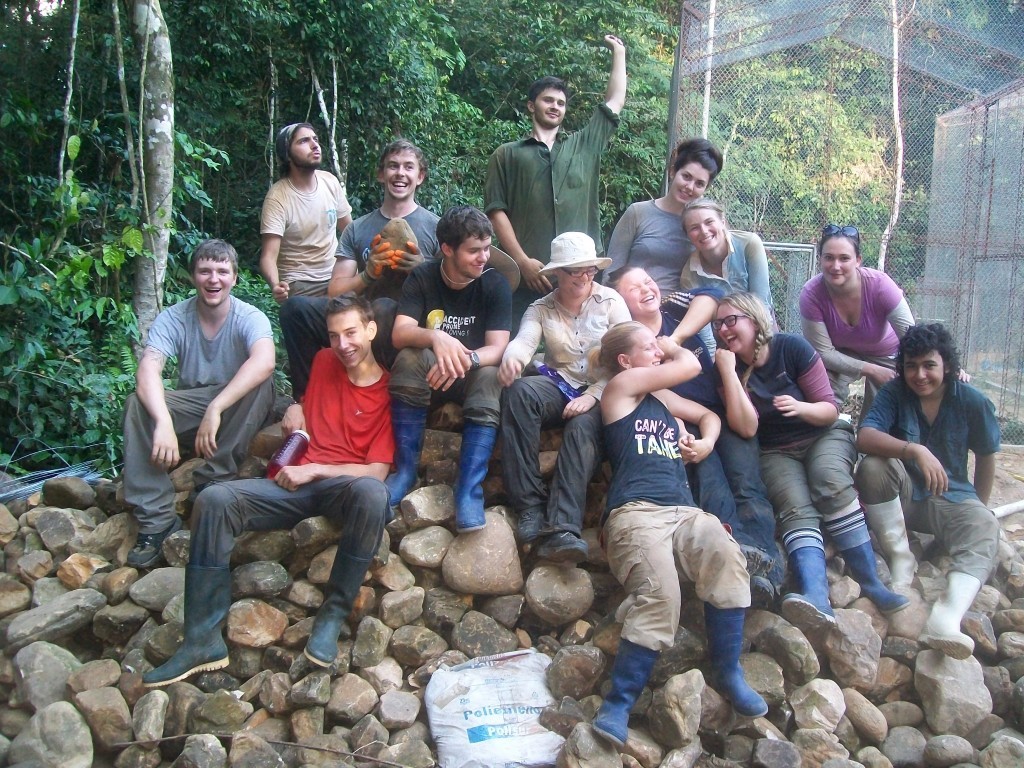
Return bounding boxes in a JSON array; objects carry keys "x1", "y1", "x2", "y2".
[
  {"x1": 326, "y1": 295, "x2": 374, "y2": 325},
  {"x1": 275, "y1": 122, "x2": 316, "y2": 177},
  {"x1": 671, "y1": 138, "x2": 724, "y2": 181},
  {"x1": 897, "y1": 323, "x2": 961, "y2": 384},
  {"x1": 376, "y1": 138, "x2": 428, "y2": 180},
  {"x1": 436, "y1": 206, "x2": 494, "y2": 251},
  {"x1": 190, "y1": 239, "x2": 238, "y2": 275},
  {"x1": 528, "y1": 76, "x2": 569, "y2": 104}
]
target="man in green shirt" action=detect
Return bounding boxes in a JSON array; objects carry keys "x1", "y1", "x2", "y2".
[{"x1": 485, "y1": 34, "x2": 627, "y2": 323}]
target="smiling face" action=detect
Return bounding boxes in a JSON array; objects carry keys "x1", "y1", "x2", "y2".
[
  {"x1": 377, "y1": 149, "x2": 426, "y2": 204},
  {"x1": 615, "y1": 268, "x2": 662, "y2": 321},
  {"x1": 715, "y1": 302, "x2": 757, "y2": 357},
  {"x1": 191, "y1": 258, "x2": 237, "y2": 309},
  {"x1": 328, "y1": 308, "x2": 376, "y2": 371},
  {"x1": 287, "y1": 126, "x2": 322, "y2": 171},
  {"x1": 819, "y1": 236, "x2": 862, "y2": 290},
  {"x1": 668, "y1": 161, "x2": 711, "y2": 208},
  {"x1": 683, "y1": 207, "x2": 727, "y2": 259},
  {"x1": 619, "y1": 325, "x2": 664, "y2": 370},
  {"x1": 442, "y1": 236, "x2": 492, "y2": 283},
  {"x1": 902, "y1": 349, "x2": 948, "y2": 401},
  {"x1": 528, "y1": 87, "x2": 567, "y2": 131}
]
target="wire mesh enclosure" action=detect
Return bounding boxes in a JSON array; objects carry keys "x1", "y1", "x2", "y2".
[{"x1": 669, "y1": 0, "x2": 1024, "y2": 435}]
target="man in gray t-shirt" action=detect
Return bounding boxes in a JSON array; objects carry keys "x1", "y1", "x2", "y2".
[
  {"x1": 279, "y1": 139, "x2": 439, "y2": 422},
  {"x1": 123, "y1": 239, "x2": 276, "y2": 567}
]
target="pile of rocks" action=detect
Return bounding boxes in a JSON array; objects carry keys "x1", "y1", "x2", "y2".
[{"x1": 1, "y1": 420, "x2": 1024, "y2": 768}]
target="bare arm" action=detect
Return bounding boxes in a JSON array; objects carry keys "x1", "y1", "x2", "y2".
[
  {"x1": 668, "y1": 293, "x2": 718, "y2": 345},
  {"x1": 659, "y1": 390, "x2": 720, "y2": 463},
  {"x1": 327, "y1": 258, "x2": 362, "y2": 297},
  {"x1": 857, "y1": 426, "x2": 949, "y2": 497},
  {"x1": 273, "y1": 460, "x2": 389, "y2": 491},
  {"x1": 974, "y1": 453, "x2": 995, "y2": 506},
  {"x1": 135, "y1": 347, "x2": 179, "y2": 470},
  {"x1": 714, "y1": 348, "x2": 759, "y2": 438},
  {"x1": 488, "y1": 209, "x2": 552, "y2": 295},
  {"x1": 602, "y1": 341, "x2": 701, "y2": 423},
  {"x1": 603, "y1": 35, "x2": 628, "y2": 114},
  {"x1": 259, "y1": 234, "x2": 289, "y2": 303},
  {"x1": 194, "y1": 337, "x2": 276, "y2": 458}
]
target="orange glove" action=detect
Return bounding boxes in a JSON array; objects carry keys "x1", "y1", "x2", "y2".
[
  {"x1": 367, "y1": 234, "x2": 391, "y2": 279},
  {"x1": 389, "y1": 240, "x2": 422, "y2": 271}
]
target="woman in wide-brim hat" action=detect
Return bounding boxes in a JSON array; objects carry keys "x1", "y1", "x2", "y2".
[{"x1": 498, "y1": 231, "x2": 630, "y2": 562}]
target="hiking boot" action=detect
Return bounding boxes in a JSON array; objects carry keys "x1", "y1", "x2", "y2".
[{"x1": 128, "y1": 517, "x2": 183, "y2": 568}]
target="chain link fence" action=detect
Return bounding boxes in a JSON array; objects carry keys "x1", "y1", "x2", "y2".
[{"x1": 668, "y1": 0, "x2": 1024, "y2": 435}]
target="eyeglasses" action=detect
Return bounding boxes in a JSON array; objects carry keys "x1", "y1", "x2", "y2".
[
  {"x1": 821, "y1": 224, "x2": 860, "y2": 242},
  {"x1": 560, "y1": 266, "x2": 598, "y2": 277},
  {"x1": 711, "y1": 314, "x2": 749, "y2": 331}
]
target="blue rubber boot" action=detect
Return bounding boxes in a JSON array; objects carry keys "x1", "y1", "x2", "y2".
[
  {"x1": 305, "y1": 553, "x2": 372, "y2": 666},
  {"x1": 592, "y1": 638, "x2": 659, "y2": 748},
  {"x1": 704, "y1": 605, "x2": 769, "y2": 717},
  {"x1": 453, "y1": 424, "x2": 497, "y2": 533},
  {"x1": 781, "y1": 546, "x2": 837, "y2": 634},
  {"x1": 385, "y1": 403, "x2": 428, "y2": 507},
  {"x1": 841, "y1": 542, "x2": 910, "y2": 614},
  {"x1": 143, "y1": 566, "x2": 231, "y2": 687}
]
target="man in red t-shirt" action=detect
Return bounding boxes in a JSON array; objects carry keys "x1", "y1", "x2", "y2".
[{"x1": 143, "y1": 296, "x2": 394, "y2": 687}]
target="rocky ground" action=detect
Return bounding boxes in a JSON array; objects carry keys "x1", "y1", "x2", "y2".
[{"x1": 1, "y1": 410, "x2": 1024, "y2": 768}]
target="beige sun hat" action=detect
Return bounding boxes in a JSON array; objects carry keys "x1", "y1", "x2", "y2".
[
  {"x1": 539, "y1": 232, "x2": 612, "y2": 275},
  {"x1": 485, "y1": 244, "x2": 521, "y2": 292}
]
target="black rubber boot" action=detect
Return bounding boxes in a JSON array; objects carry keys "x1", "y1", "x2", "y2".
[
  {"x1": 143, "y1": 566, "x2": 231, "y2": 687},
  {"x1": 304, "y1": 553, "x2": 373, "y2": 666}
]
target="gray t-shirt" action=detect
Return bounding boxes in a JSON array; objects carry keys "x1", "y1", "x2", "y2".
[
  {"x1": 603, "y1": 200, "x2": 694, "y2": 293},
  {"x1": 338, "y1": 206, "x2": 440, "y2": 269},
  {"x1": 144, "y1": 296, "x2": 273, "y2": 389}
]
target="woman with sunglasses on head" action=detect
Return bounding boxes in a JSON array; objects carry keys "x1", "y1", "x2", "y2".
[
  {"x1": 590, "y1": 322, "x2": 766, "y2": 747},
  {"x1": 713, "y1": 292, "x2": 909, "y2": 635},
  {"x1": 799, "y1": 224, "x2": 914, "y2": 421},
  {"x1": 499, "y1": 232, "x2": 630, "y2": 563},
  {"x1": 680, "y1": 198, "x2": 774, "y2": 316},
  {"x1": 603, "y1": 138, "x2": 724, "y2": 293}
]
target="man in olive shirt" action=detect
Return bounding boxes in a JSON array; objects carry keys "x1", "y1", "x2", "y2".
[{"x1": 485, "y1": 34, "x2": 626, "y2": 322}]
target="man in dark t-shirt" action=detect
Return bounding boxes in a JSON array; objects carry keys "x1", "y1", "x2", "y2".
[{"x1": 388, "y1": 206, "x2": 513, "y2": 532}]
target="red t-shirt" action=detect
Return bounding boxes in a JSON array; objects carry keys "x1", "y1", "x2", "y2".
[{"x1": 301, "y1": 348, "x2": 395, "y2": 467}]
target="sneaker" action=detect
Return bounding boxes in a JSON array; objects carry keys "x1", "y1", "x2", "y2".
[
  {"x1": 128, "y1": 517, "x2": 183, "y2": 568},
  {"x1": 534, "y1": 531, "x2": 588, "y2": 565}
]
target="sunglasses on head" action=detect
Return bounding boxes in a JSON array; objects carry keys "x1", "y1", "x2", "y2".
[
  {"x1": 821, "y1": 224, "x2": 860, "y2": 241},
  {"x1": 711, "y1": 313, "x2": 749, "y2": 331}
]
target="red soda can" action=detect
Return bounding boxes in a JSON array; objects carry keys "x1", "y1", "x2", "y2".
[{"x1": 266, "y1": 430, "x2": 309, "y2": 479}]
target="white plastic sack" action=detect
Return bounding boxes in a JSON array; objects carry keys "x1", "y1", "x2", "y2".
[{"x1": 425, "y1": 649, "x2": 564, "y2": 768}]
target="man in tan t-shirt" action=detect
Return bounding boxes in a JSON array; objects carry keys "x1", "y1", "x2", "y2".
[{"x1": 259, "y1": 123, "x2": 353, "y2": 301}]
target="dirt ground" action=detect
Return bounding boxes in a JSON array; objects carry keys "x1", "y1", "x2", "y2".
[{"x1": 990, "y1": 446, "x2": 1024, "y2": 509}]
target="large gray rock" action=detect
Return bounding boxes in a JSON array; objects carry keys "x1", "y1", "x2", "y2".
[
  {"x1": 557, "y1": 722, "x2": 622, "y2": 768},
  {"x1": 843, "y1": 687, "x2": 888, "y2": 745},
  {"x1": 133, "y1": 689, "x2": 170, "y2": 747},
  {"x1": 72, "y1": 686, "x2": 132, "y2": 750},
  {"x1": 923, "y1": 734, "x2": 976, "y2": 767},
  {"x1": 825, "y1": 609, "x2": 882, "y2": 690},
  {"x1": 128, "y1": 567, "x2": 184, "y2": 612},
  {"x1": 915, "y1": 650, "x2": 992, "y2": 738},
  {"x1": 327, "y1": 673, "x2": 379, "y2": 725},
  {"x1": 379, "y1": 586, "x2": 425, "y2": 629},
  {"x1": 389, "y1": 624, "x2": 448, "y2": 667},
  {"x1": 13, "y1": 641, "x2": 82, "y2": 711},
  {"x1": 42, "y1": 477, "x2": 96, "y2": 509},
  {"x1": 646, "y1": 669, "x2": 704, "y2": 749},
  {"x1": 752, "y1": 738, "x2": 804, "y2": 768},
  {"x1": 67, "y1": 512, "x2": 135, "y2": 565},
  {"x1": 227, "y1": 731, "x2": 286, "y2": 768},
  {"x1": 757, "y1": 621, "x2": 821, "y2": 685},
  {"x1": 230, "y1": 561, "x2": 291, "y2": 598},
  {"x1": 450, "y1": 610, "x2": 518, "y2": 658},
  {"x1": 980, "y1": 734, "x2": 1024, "y2": 768},
  {"x1": 351, "y1": 616, "x2": 393, "y2": 669},
  {"x1": 8, "y1": 700, "x2": 93, "y2": 768},
  {"x1": 791, "y1": 678, "x2": 846, "y2": 732},
  {"x1": 880, "y1": 725, "x2": 926, "y2": 768},
  {"x1": 398, "y1": 525, "x2": 453, "y2": 568},
  {"x1": 546, "y1": 646, "x2": 607, "y2": 700},
  {"x1": 172, "y1": 733, "x2": 228, "y2": 768},
  {"x1": 377, "y1": 689, "x2": 421, "y2": 730},
  {"x1": 525, "y1": 564, "x2": 595, "y2": 626},
  {"x1": 442, "y1": 510, "x2": 523, "y2": 595},
  {"x1": 5, "y1": 588, "x2": 107, "y2": 652}
]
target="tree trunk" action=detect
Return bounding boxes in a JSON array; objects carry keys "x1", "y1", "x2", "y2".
[{"x1": 131, "y1": 0, "x2": 174, "y2": 353}]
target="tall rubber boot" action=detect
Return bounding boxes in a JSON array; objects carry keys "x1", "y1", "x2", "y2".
[
  {"x1": 305, "y1": 553, "x2": 373, "y2": 666},
  {"x1": 840, "y1": 541, "x2": 910, "y2": 614},
  {"x1": 704, "y1": 605, "x2": 769, "y2": 717},
  {"x1": 863, "y1": 498, "x2": 917, "y2": 588},
  {"x1": 453, "y1": 424, "x2": 497, "y2": 533},
  {"x1": 592, "y1": 638, "x2": 659, "y2": 748},
  {"x1": 781, "y1": 546, "x2": 837, "y2": 634},
  {"x1": 143, "y1": 566, "x2": 232, "y2": 687},
  {"x1": 385, "y1": 403, "x2": 428, "y2": 507},
  {"x1": 920, "y1": 571, "x2": 982, "y2": 660}
]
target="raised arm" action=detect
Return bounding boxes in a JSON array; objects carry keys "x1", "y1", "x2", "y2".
[{"x1": 603, "y1": 35, "x2": 627, "y2": 115}]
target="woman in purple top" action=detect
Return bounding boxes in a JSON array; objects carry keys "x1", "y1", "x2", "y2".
[
  {"x1": 799, "y1": 224, "x2": 914, "y2": 418},
  {"x1": 714, "y1": 292, "x2": 907, "y2": 635}
]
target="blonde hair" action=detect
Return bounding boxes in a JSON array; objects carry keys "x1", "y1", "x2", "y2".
[
  {"x1": 590, "y1": 321, "x2": 647, "y2": 376},
  {"x1": 718, "y1": 291, "x2": 773, "y2": 388},
  {"x1": 682, "y1": 197, "x2": 728, "y2": 230}
]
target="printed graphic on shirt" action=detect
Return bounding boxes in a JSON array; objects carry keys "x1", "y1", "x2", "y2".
[
  {"x1": 426, "y1": 309, "x2": 477, "y2": 339},
  {"x1": 632, "y1": 417, "x2": 681, "y2": 459}
]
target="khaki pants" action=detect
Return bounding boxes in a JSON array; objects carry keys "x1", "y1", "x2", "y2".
[{"x1": 604, "y1": 502, "x2": 750, "y2": 651}]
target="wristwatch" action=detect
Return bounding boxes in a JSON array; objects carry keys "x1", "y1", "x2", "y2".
[{"x1": 469, "y1": 351, "x2": 481, "y2": 371}]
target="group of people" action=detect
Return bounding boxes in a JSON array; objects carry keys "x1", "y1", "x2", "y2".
[{"x1": 116, "y1": 33, "x2": 1002, "y2": 751}]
